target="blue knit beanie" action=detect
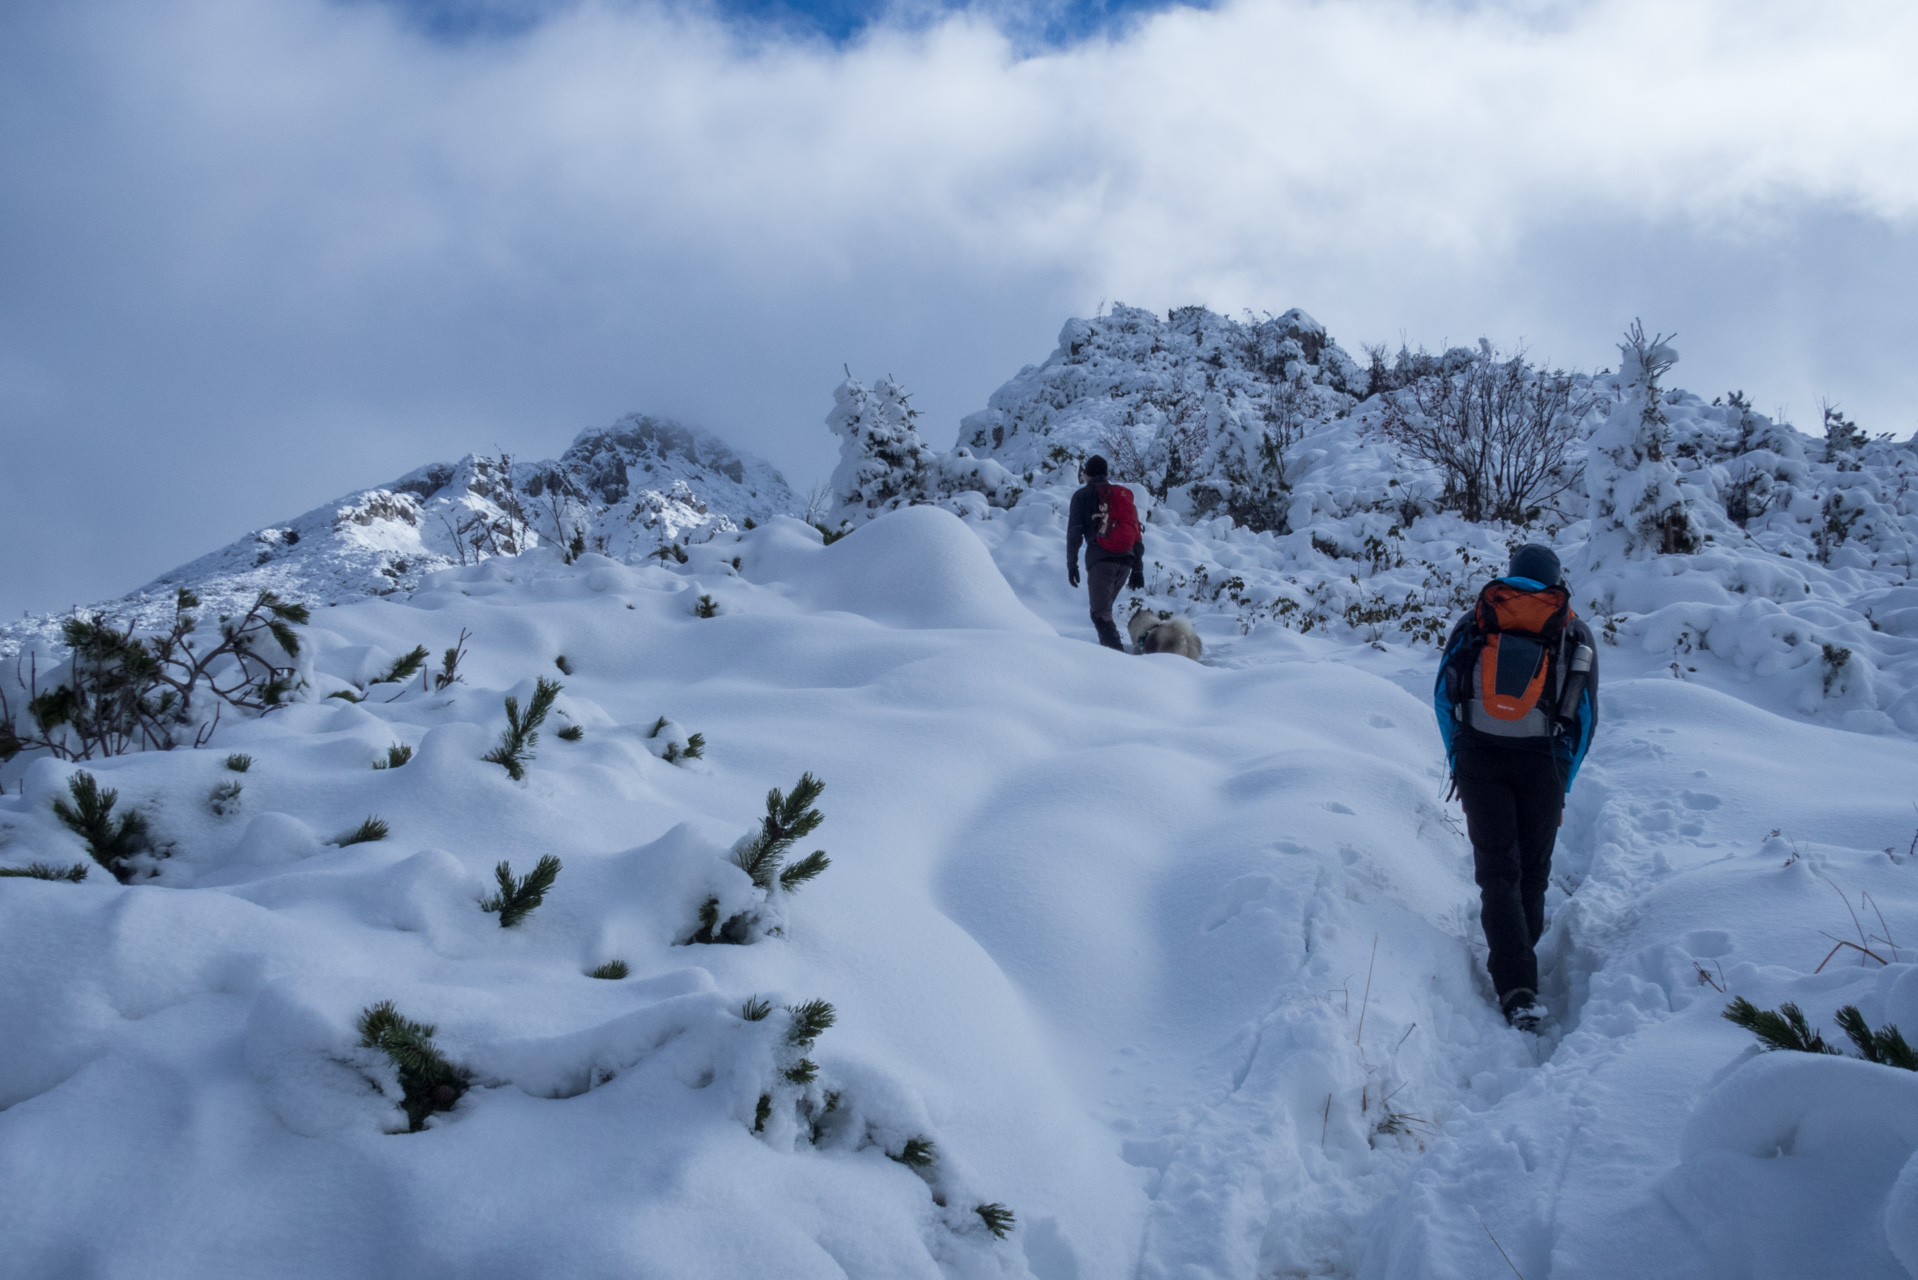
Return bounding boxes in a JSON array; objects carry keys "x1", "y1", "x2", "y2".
[{"x1": 1508, "y1": 543, "x2": 1562, "y2": 587}]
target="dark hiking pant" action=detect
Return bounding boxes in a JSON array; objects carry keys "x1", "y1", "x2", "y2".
[
  {"x1": 1087, "y1": 560, "x2": 1129, "y2": 650},
  {"x1": 1454, "y1": 745, "x2": 1564, "y2": 1002}
]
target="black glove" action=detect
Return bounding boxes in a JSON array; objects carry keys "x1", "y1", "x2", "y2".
[
  {"x1": 1128, "y1": 567, "x2": 1146, "y2": 591},
  {"x1": 1068, "y1": 564, "x2": 1080, "y2": 588}
]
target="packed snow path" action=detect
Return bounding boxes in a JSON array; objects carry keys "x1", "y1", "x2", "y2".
[{"x1": 3, "y1": 506, "x2": 1916, "y2": 1279}]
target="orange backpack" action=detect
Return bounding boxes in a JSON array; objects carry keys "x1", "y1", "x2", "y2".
[{"x1": 1466, "y1": 581, "x2": 1572, "y2": 735}]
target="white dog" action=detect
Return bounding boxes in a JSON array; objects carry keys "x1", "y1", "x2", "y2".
[{"x1": 1128, "y1": 609, "x2": 1203, "y2": 661}]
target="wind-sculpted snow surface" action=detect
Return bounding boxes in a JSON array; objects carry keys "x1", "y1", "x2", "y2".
[{"x1": 2, "y1": 491, "x2": 1917, "y2": 1278}]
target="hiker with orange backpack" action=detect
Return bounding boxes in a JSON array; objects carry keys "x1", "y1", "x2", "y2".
[
  {"x1": 1066, "y1": 455, "x2": 1146, "y2": 650},
  {"x1": 1434, "y1": 544, "x2": 1598, "y2": 1032}
]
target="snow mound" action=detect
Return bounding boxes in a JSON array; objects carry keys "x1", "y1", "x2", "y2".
[{"x1": 745, "y1": 509, "x2": 1052, "y2": 635}]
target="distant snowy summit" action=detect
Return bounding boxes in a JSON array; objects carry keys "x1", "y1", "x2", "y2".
[{"x1": 5, "y1": 415, "x2": 799, "y2": 649}]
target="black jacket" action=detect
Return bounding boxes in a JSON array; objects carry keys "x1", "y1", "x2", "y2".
[{"x1": 1066, "y1": 482, "x2": 1145, "y2": 573}]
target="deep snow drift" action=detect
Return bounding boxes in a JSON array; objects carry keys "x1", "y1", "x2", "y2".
[{"x1": 4, "y1": 305, "x2": 1918, "y2": 1279}]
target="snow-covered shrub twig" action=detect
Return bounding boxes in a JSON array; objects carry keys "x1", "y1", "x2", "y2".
[
  {"x1": 734, "y1": 773, "x2": 830, "y2": 892},
  {"x1": 975, "y1": 1203, "x2": 1016, "y2": 1239},
  {"x1": 372, "y1": 645, "x2": 429, "y2": 687},
  {"x1": 50, "y1": 772, "x2": 152, "y2": 883},
  {"x1": 372, "y1": 743, "x2": 412, "y2": 770},
  {"x1": 482, "y1": 678, "x2": 561, "y2": 780},
  {"x1": 433, "y1": 630, "x2": 471, "y2": 690},
  {"x1": 1725, "y1": 997, "x2": 1917, "y2": 1070},
  {"x1": 0, "y1": 588, "x2": 307, "y2": 763},
  {"x1": 356, "y1": 1001, "x2": 469, "y2": 1132},
  {"x1": 336, "y1": 817, "x2": 389, "y2": 847},
  {"x1": 1835, "y1": 1006, "x2": 1918, "y2": 1070},
  {"x1": 480, "y1": 855, "x2": 562, "y2": 927}
]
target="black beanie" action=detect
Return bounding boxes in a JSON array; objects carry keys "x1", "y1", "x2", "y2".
[
  {"x1": 1082, "y1": 455, "x2": 1109, "y2": 478},
  {"x1": 1509, "y1": 543, "x2": 1562, "y2": 587}
]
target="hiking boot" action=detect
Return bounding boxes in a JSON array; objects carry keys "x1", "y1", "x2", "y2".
[
  {"x1": 1093, "y1": 619, "x2": 1125, "y2": 650},
  {"x1": 1501, "y1": 989, "x2": 1541, "y2": 1033}
]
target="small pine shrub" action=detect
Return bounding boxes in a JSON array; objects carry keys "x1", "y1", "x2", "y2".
[
  {"x1": 337, "y1": 816, "x2": 389, "y2": 846},
  {"x1": 587, "y1": 960, "x2": 629, "y2": 980},
  {"x1": 1723, "y1": 998, "x2": 1838, "y2": 1054},
  {"x1": 482, "y1": 678, "x2": 562, "y2": 780},
  {"x1": 433, "y1": 630, "x2": 471, "y2": 690},
  {"x1": 224, "y1": 753, "x2": 252, "y2": 772},
  {"x1": 0, "y1": 862, "x2": 89, "y2": 882},
  {"x1": 556, "y1": 724, "x2": 583, "y2": 742},
  {"x1": 661, "y1": 732, "x2": 706, "y2": 764},
  {"x1": 480, "y1": 855, "x2": 562, "y2": 927},
  {"x1": 695, "y1": 594, "x2": 720, "y2": 619},
  {"x1": 207, "y1": 780, "x2": 243, "y2": 816},
  {"x1": 975, "y1": 1204, "x2": 1015, "y2": 1239},
  {"x1": 740, "y1": 995, "x2": 771, "y2": 1021},
  {"x1": 564, "y1": 529, "x2": 587, "y2": 563},
  {"x1": 814, "y1": 524, "x2": 849, "y2": 546},
  {"x1": 891, "y1": 1136, "x2": 936, "y2": 1168},
  {"x1": 51, "y1": 772, "x2": 151, "y2": 883},
  {"x1": 1836, "y1": 1005, "x2": 1918, "y2": 1070},
  {"x1": 787, "y1": 999, "x2": 835, "y2": 1047},
  {"x1": 372, "y1": 742, "x2": 413, "y2": 770},
  {"x1": 357, "y1": 1001, "x2": 468, "y2": 1132},
  {"x1": 372, "y1": 645, "x2": 430, "y2": 685},
  {"x1": 1821, "y1": 643, "x2": 1853, "y2": 695},
  {"x1": 734, "y1": 773, "x2": 831, "y2": 892}
]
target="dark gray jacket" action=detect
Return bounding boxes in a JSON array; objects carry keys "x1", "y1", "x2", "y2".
[{"x1": 1067, "y1": 482, "x2": 1145, "y2": 574}]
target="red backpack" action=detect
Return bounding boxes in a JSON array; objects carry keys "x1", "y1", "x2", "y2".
[{"x1": 1089, "y1": 481, "x2": 1140, "y2": 553}]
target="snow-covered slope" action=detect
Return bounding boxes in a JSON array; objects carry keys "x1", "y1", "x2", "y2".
[
  {"x1": 5, "y1": 309, "x2": 1918, "y2": 1279},
  {"x1": 3, "y1": 498, "x2": 1916, "y2": 1279}
]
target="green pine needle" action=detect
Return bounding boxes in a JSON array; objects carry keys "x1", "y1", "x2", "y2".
[
  {"x1": 338, "y1": 816, "x2": 389, "y2": 846},
  {"x1": 975, "y1": 1203, "x2": 1015, "y2": 1239},
  {"x1": 556, "y1": 724, "x2": 583, "y2": 741},
  {"x1": 892, "y1": 1136, "x2": 937, "y2": 1168},
  {"x1": 1835, "y1": 1005, "x2": 1918, "y2": 1071},
  {"x1": 784, "y1": 1058, "x2": 819, "y2": 1085},
  {"x1": 373, "y1": 645, "x2": 430, "y2": 685},
  {"x1": 0, "y1": 862, "x2": 90, "y2": 882},
  {"x1": 1723, "y1": 997, "x2": 1840, "y2": 1055},
  {"x1": 734, "y1": 773, "x2": 827, "y2": 890},
  {"x1": 786, "y1": 999, "x2": 835, "y2": 1048},
  {"x1": 587, "y1": 960, "x2": 629, "y2": 980},
  {"x1": 740, "y1": 996, "x2": 772, "y2": 1021},
  {"x1": 224, "y1": 753, "x2": 252, "y2": 772},
  {"x1": 480, "y1": 854, "x2": 562, "y2": 927},
  {"x1": 356, "y1": 1000, "x2": 467, "y2": 1132},
  {"x1": 695, "y1": 594, "x2": 720, "y2": 618},
  {"x1": 649, "y1": 716, "x2": 669, "y2": 738},
  {"x1": 373, "y1": 743, "x2": 413, "y2": 770},
  {"x1": 683, "y1": 732, "x2": 705, "y2": 759},
  {"x1": 753, "y1": 1093, "x2": 772, "y2": 1132},
  {"x1": 779, "y1": 850, "x2": 830, "y2": 892},
  {"x1": 51, "y1": 771, "x2": 150, "y2": 883},
  {"x1": 483, "y1": 678, "x2": 563, "y2": 780}
]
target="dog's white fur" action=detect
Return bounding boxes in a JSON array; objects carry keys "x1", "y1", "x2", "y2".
[{"x1": 1128, "y1": 609, "x2": 1203, "y2": 661}]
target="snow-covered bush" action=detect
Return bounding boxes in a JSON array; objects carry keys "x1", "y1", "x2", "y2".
[
  {"x1": 692, "y1": 773, "x2": 830, "y2": 944},
  {"x1": 1585, "y1": 323, "x2": 1709, "y2": 564},
  {"x1": 826, "y1": 377, "x2": 1022, "y2": 529}
]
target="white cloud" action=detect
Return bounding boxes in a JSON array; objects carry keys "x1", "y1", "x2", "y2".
[{"x1": 3, "y1": 0, "x2": 1916, "y2": 616}]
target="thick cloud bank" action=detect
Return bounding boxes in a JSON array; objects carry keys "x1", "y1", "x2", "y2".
[{"x1": 3, "y1": 0, "x2": 1916, "y2": 619}]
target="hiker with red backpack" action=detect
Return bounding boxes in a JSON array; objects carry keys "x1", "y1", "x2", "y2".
[
  {"x1": 1434, "y1": 544, "x2": 1598, "y2": 1032},
  {"x1": 1066, "y1": 455, "x2": 1146, "y2": 650}
]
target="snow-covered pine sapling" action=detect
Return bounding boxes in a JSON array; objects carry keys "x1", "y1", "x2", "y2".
[
  {"x1": 1821, "y1": 643, "x2": 1853, "y2": 696},
  {"x1": 587, "y1": 960, "x2": 629, "y2": 980},
  {"x1": 1834, "y1": 1006, "x2": 1917, "y2": 1070},
  {"x1": 733, "y1": 773, "x2": 831, "y2": 893},
  {"x1": 556, "y1": 724, "x2": 584, "y2": 741},
  {"x1": 695, "y1": 594, "x2": 719, "y2": 618},
  {"x1": 207, "y1": 780, "x2": 243, "y2": 816},
  {"x1": 372, "y1": 646, "x2": 430, "y2": 686},
  {"x1": 662, "y1": 733, "x2": 705, "y2": 764},
  {"x1": 1722, "y1": 997, "x2": 1839, "y2": 1055},
  {"x1": 0, "y1": 862, "x2": 89, "y2": 882},
  {"x1": 433, "y1": 630, "x2": 471, "y2": 690},
  {"x1": 480, "y1": 855, "x2": 562, "y2": 927},
  {"x1": 51, "y1": 771, "x2": 151, "y2": 883},
  {"x1": 482, "y1": 677, "x2": 561, "y2": 780},
  {"x1": 372, "y1": 743, "x2": 413, "y2": 769},
  {"x1": 975, "y1": 1204, "x2": 1016, "y2": 1240},
  {"x1": 740, "y1": 995, "x2": 772, "y2": 1021},
  {"x1": 337, "y1": 817, "x2": 389, "y2": 846},
  {"x1": 225, "y1": 753, "x2": 252, "y2": 772},
  {"x1": 357, "y1": 1001, "x2": 469, "y2": 1132},
  {"x1": 891, "y1": 1137, "x2": 936, "y2": 1168}
]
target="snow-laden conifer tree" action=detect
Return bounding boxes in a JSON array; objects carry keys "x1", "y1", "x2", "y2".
[
  {"x1": 1585, "y1": 323, "x2": 1706, "y2": 565},
  {"x1": 826, "y1": 378, "x2": 939, "y2": 527}
]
